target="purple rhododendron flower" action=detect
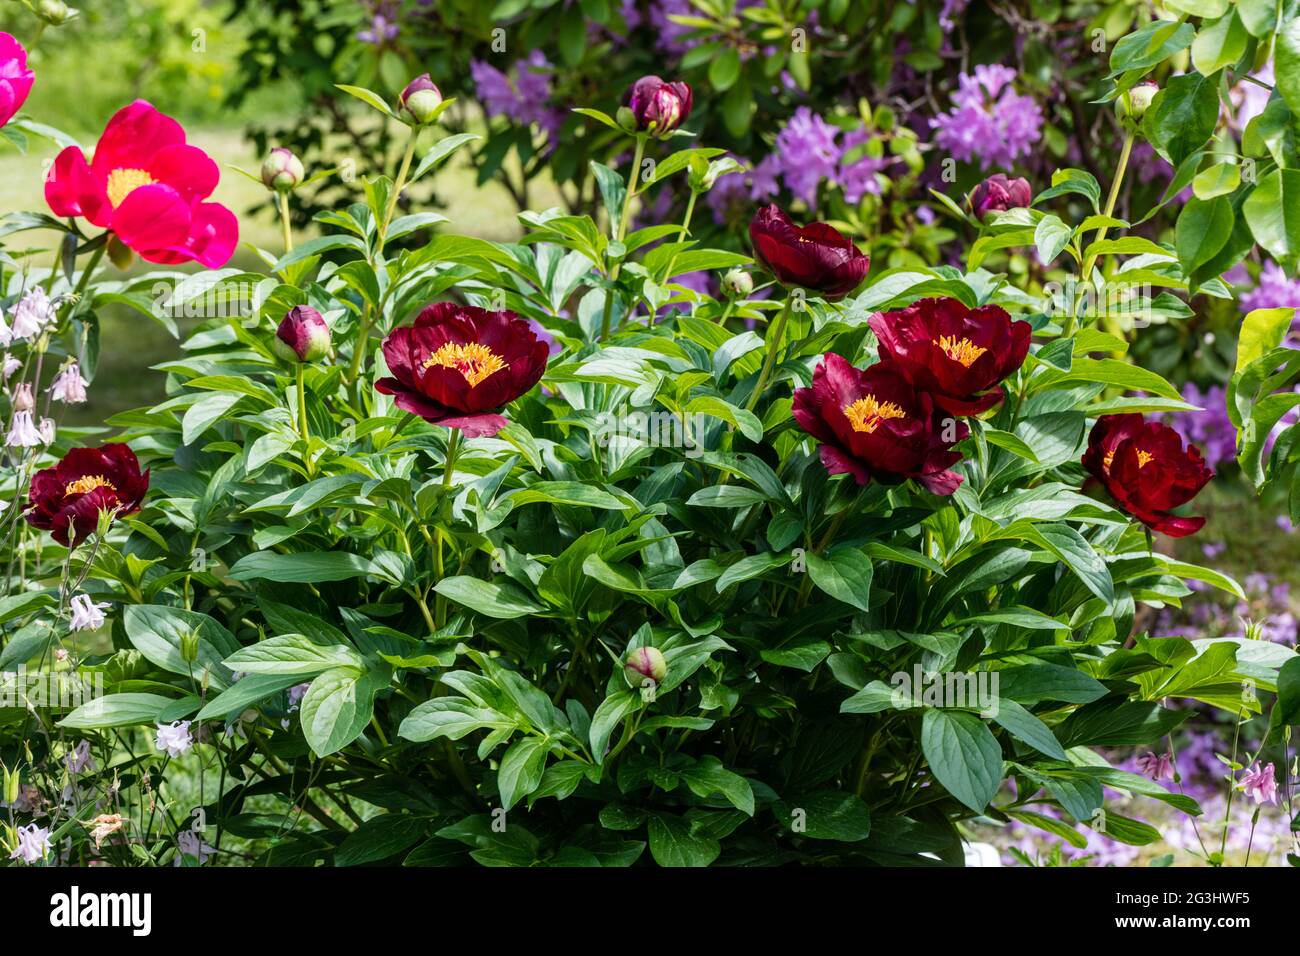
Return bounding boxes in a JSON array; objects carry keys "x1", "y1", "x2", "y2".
[
  {"x1": 931, "y1": 64, "x2": 1043, "y2": 170},
  {"x1": 470, "y1": 51, "x2": 564, "y2": 144}
]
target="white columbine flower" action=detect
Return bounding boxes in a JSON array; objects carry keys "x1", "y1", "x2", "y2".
[
  {"x1": 69, "y1": 593, "x2": 110, "y2": 632},
  {"x1": 9, "y1": 288, "x2": 55, "y2": 340},
  {"x1": 154, "y1": 720, "x2": 193, "y2": 758},
  {"x1": 10, "y1": 382, "x2": 33, "y2": 412},
  {"x1": 175, "y1": 829, "x2": 216, "y2": 866},
  {"x1": 65, "y1": 738, "x2": 96, "y2": 775},
  {"x1": 37, "y1": 417, "x2": 55, "y2": 446},
  {"x1": 50, "y1": 363, "x2": 88, "y2": 404},
  {"x1": 0, "y1": 310, "x2": 10, "y2": 347},
  {"x1": 1, "y1": 354, "x2": 19, "y2": 381},
  {"x1": 6, "y1": 410, "x2": 41, "y2": 448},
  {"x1": 8, "y1": 823, "x2": 51, "y2": 864}
]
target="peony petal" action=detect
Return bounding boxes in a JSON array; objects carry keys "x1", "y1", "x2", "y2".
[
  {"x1": 148, "y1": 144, "x2": 220, "y2": 203},
  {"x1": 818, "y1": 443, "x2": 873, "y2": 485},
  {"x1": 917, "y1": 469, "x2": 964, "y2": 495},
  {"x1": 45, "y1": 147, "x2": 111, "y2": 226},
  {"x1": 438, "y1": 413, "x2": 508, "y2": 438},
  {"x1": 109, "y1": 183, "x2": 191, "y2": 253},
  {"x1": 90, "y1": 100, "x2": 185, "y2": 178}
]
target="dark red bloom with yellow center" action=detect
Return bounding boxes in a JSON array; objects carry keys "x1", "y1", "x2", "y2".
[
  {"x1": 376, "y1": 302, "x2": 549, "y2": 438},
  {"x1": 749, "y1": 205, "x2": 870, "y2": 301},
  {"x1": 793, "y1": 353, "x2": 968, "y2": 494},
  {"x1": 44, "y1": 100, "x2": 238, "y2": 268},
  {"x1": 1082, "y1": 414, "x2": 1212, "y2": 537},
  {"x1": 26, "y1": 443, "x2": 149, "y2": 547},
  {"x1": 869, "y1": 297, "x2": 1031, "y2": 416}
]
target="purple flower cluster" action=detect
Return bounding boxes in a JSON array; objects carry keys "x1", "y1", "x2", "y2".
[
  {"x1": 1167, "y1": 383, "x2": 1237, "y2": 472},
  {"x1": 930, "y1": 64, "x2": 1043, "y2": 170},
  {"x1": 470, "y1": 51, "x2": 564, "y2": 144},
  {"x1": 706, "y1": 107, "x2": 894, "y2": 221},
  {"x1": 357, "y1": 1, "x2": 400, "y2": 46},
  {"x1": 1238, "y1": 261, "x2": 1300, "y2": 320}
]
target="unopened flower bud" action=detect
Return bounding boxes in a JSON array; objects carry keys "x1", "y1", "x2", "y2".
[
  {"x1": 624, "y1": 647, "x2": 667, "y2": 687},
  {"x1": 37, "y1": 0, "x2": 72, "y2": 25},
  {"x1": 1123, "y1": 80, "x2": 1159, "y2": 121},
  {"x1": 179, "y1": 630, "x2": 200, "y2": 665},
  {"x1": 272, "y1": 305, "x2": 331, "y2": 363},
  {"x1": 969, "y1": 174, "x2": 1032, "y2": 221},
  {"x1": 261, "y1": 147, "x2": 304, "y2": 192},
  {"x1": 2, "y1": 764, "x2": 18, "y2": 806},
  {"x1": 107, "y1": 233, "x2": 135, "y2": 270},
  {"x1": 722, "y1": 269, "x2": 753, "y2": 298},
  {"x1": 399, "y1": 74, "x2": 444, "y2": 126},
  {"x1": 622, "y1": 76, "x2": 692, "y2": 138}
]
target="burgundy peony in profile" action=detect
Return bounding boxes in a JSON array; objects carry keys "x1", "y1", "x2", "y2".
[
  {"x1": 969, "y1": 174, "x2": 1032, "y2": 221},
  {"x1": 44, "y1": 100, "x2": 238, "y2": 268},
  {"x1": 622, "y1": 76, "x2": 692, "y2": 137},
  {"x1": 749, "y1": 205, "x2": 870, "y2": 301},
  {"x1": 793, "y1": 354, "x2": 968, "y2": 494},
  {"x1": 0, "y1": 33, "x2": 34, "y2": 129},
  {"x1": 376, "y1": 302, "x2": 549, "y2": 438},
  {"x1": 26, "y1": 443, "x2": 149, "y2": 547},
  {"x1": 869, "y1": 297, "x2": 1032, "y2": 416},
  {"x1": 1082, "y1": 414, "x2": 1212, "y2": 537}
]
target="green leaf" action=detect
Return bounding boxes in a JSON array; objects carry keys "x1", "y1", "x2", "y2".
[
  {"x1": 1275, "y1": 16, "x2": 1300, "y2": 118},
  {"x1": 336, "y1": 84, "x2": 396, "y2": 117},
  {"x1": 647, "y1": 813, "x2": 720, "y2": 867},
  {"x1": 589, "y1": 691, "x2": 637, "y2": 762},
  {"x1": 433, "y1": 576, "x2": 545, "y2": 619},
  {"x1": 1243, "y1": 169, "x2": 1300, "y2": 262},
  {"x1": 124, "y1": 605, "x2": 237, "y2": 689},
  {"x1": 497, "y1": 736, "x2": 548, "y2": 810},
  {"x1": 1144, "y1": 72, "x2": 1220, "y2": 166},
  {"x1": 58, "y1": 693, "x2": 174, "y2": 730},
  {"x1": 806, "y1": 549, "x2": 873, "y2": 612},
  {"x1": 920, "y1": 710, "x2": 1003, "y2": 813},
  {"x1": 1034, "y1": 214, "x2": 1073, "y2": 265},
  {"x1": 410, "y1": 133, "x2": 480, "y2": 183},
  {"x1": 299, "y1": 666, "x2": 381, "y2": 757},
  {"x1": 335, "y1": 815, "x2": 427, "y2": 866},
  {"x1": 1108, "y1": 20, "x2": 1195, "y2": 75},
  {"x1": 1273, "y1": 656, "x2": 1300, "y2": 728},
  {"x1": 1175, "y1": 195, "x2": 1233, "y2": 273},
  {"x1": 990, "y1": 698, "x2": 1067, "y2": 759},
  {"x1": 228, "y1": 551, "x2": 385, "y2": 584},
  {"x1": 1190, "y1": 12, "x2": 1249, "y2": 76},
  {"x1": 709, "y1": 47, "x2": 742, "y2": 91},
  {"x1": 1191, "y1": 162, "x2": 1241, "y2": 200},
  {"x1": 196, "y1": 673, "x2": 304, "y2": 720},
  {"x1": 780, "y1": 791, "x2": 872, "y2": 841},
  {"x1": 1236, "y1": 307, "x2": 1297, "y2": 373},
  {"x1": 679, "y1": 756, "x2": 755, "y2": 815},
  {"x1": 400, "y1": 698, "x2": 514, "y2": 742}
]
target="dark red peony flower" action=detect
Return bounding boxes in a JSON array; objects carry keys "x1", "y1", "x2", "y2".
[
  {"x1": 1082, "y1": 414, "x2": 1212, "y2": 537},
  {"x1": 623, "y1": 76, "x2": 692, "y2": 137},
  {"x1": 45, "y1": 100, "x2": 238, "y2": 268},
  {"x1": 793, "y1": 353, "x2": 968, "y2": 494},
  {"x1": 749, "y1": 204, "x2": 870, "y2": 301},
  {"x1": 26, "y1": 443, "x2": 149, "y2": 547},
  {"x1": 0, "y1": 33, "x2": 34, "y2": 129},
  {"x1": 376, "y1": 302, "x2": 549, "y2": 438},
  {"x1": 969, "y1": 174, "x2": 1032, "y2": 221},
  {"x1": 869, "y1": 296, "x2": 1031, "y2": 416}
]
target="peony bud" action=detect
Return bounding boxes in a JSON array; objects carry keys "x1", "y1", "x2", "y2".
[
  {"x1": 622, "y1": 76, "x2": 692, "y2": 138},
  {"x1": 399, "y1": 74, "x2": 444, "y2": 126},
  {"x1": 624, "y1": 646, "x2": 667, "y2": 687},
  {"x1": 969, "y1": 174, "x2": 1033, "y2": 221},
  {"x1": 37, "y1": 0, "x2": 72, "y2": 25},
  {"x1": 106, "y1": 233, "x2": 134, "y2": 270},
  {"x1": 261, "y1": 147, "x2": 304, "y2": 192},
  {"x1": 722, "y1": 268, "x2": 753, "y2": 298},
  {"x1": 1122, "y1": 80, "x2": 1159, "y2": 121},
  {"x1": 272, "y1": 305, "x2": 331, "y2": 363}
]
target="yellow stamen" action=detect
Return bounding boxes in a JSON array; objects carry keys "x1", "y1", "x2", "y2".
[
  {"x1": 421, "y1": 342, "x2": 506, "y2": 387},
  {"x1": 1103, "y1": 449, "x2": 1115, "y2": 472},
  {"x1": 843, "y1": 394, "x2": 907, "y2": 433},
  {"x1": 106, "y1": 168, "x2": 156, "y2": 207},
  {"x1": 936, "y1": 335, "x2": 988, "y2": 368},
  {"x1": 1103, "y1": 448, "x2": 1154, "y2": 472},
  {"x1": 1136, "y1": 450, "x2": 1154, "y2": 468},
  {"x1": 64, "y1": 475, "x2": 116, "y2": 497}
]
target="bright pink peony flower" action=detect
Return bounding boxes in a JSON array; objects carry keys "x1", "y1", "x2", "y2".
[
  {"x1": 45, "y1": 100, "x2": 238, "y2": 267},
  {"x1": 0, "y1": 33, "x2": 34, "y2": 128}
]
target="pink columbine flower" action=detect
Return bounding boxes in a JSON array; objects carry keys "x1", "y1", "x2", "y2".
[
  {"x1": 69, "y1": 593, "x2": 110, "y2": 632},
  {"x1": 287, "y1": 682, "x2": 309, "y2": 711},
  {"x1": 65, "y1": 739, "x2": 96, "y2": 775},
  {"x1": 1241, "y1": 762, "x2": 1278, "y2": 805},
  {"x1": 2, "y1": 354, "x2": 19, "y2": 380},
  {"x1": 8, "y1": 823, "x2": 50, "y2": 864},
  {"x1": 154, "y1": 720, "x2": 193, "y2": 758},
  {"x1": 9, "y1": 288, "x2": 55, "y2": 340},
  {"x1": 10, "y1": 381, "x2": 32, "y2": 412},
  {"x1": 6, "y1": 410, "x2": 41, "y2": 448},
  {"x1": 50, "y1": 363, "x2": 88, "y2": 403},
  {"x1": 1135, "y1": 751, "x2": 1175, "y2": 781},
  {"x1": 175, "y1": 829, "x2": 216, "y2": 866},
  {"x1": 37, "y1": 416, "x2": 54, "y2": 446}
]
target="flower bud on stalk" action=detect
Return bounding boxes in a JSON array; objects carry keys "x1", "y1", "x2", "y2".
[
  {"x1": 722, "y1": 268, "x2": 753, "y2": 298},
  {"x1": 37, "y1": 0, "x2": 73, "y2": 25},
  {"x1": 399, "y1": 74, "x2": 444, "y2": 126},
  {"x1": 1121, "y1": 81, "x2": 1159, "y2": 122},
  {"x1": 624, "y1": 647, "x2": 667, "y2": 688},
  {"x1": 272, "y1": 305, "x2": 331, "y2": 363},
  {"x1": 261, "y1": 147, "x2": 304, "y2": 192},
  {"x1": 969, "y1": 174, "x2": 1032, "y2": 222},
  {"x1": 621, "y1": 76, "x2": 692, "y2": 138}
]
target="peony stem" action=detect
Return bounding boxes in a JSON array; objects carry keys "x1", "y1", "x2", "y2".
[
  {"x1": 745, "y1": 297, "x2": 793, "y2": 413},
  {"x1": 278, "y1": 192, "x2": 294, "y2": 254},
  {"x1": 1064, "y1": 130, "x2": 1134, "y2": 337},
  {"x1": 295, "y1": 362, "x2": 312, "y2": 474},
  {"x1": 379, "y1": 128, "x2": 419, "y2": 255},
  {"x1": 600, "y1": 136, "x2": 647, "y2": 341},
  {"x1": 433, "y1": 428, "x2": 461, "y2": 628}
]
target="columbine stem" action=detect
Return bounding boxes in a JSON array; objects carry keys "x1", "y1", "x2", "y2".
[
  {"x1": 600, "y1": 136, "x2": 647, "y2": 341},
  {"x1": 745, "y1": 297, "x2": 793, "y2": 413},
  {"x1": 1064, "y1": 130, "x2": 1134, "y2": 337}
]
